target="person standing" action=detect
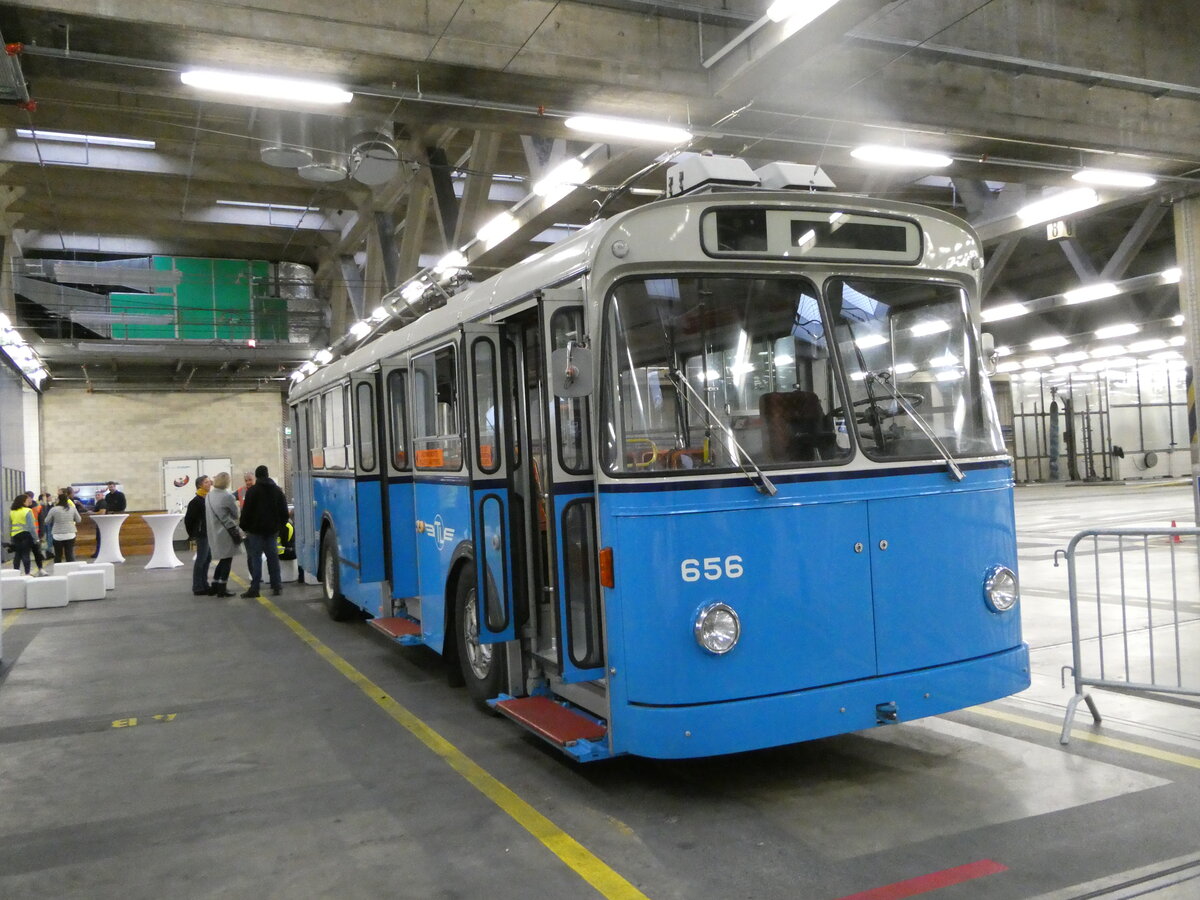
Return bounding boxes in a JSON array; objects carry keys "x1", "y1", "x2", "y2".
[
  {"x1": 103, "y1": 481, "x2": 127, "y2": 514},
  {"x1": 88, "y1": 490, "x2": 107, "y2": 560},
  {"x1": 44, "y1": 490, "x2": 82, "y2": 562},
  {"x1": 185, "y1": 474, "x2": 213, "y2": 596},
  {"x1": 37, "y1": 493, "x2": 55, "y2": 557},
  {"x1": 9, "y1": 495, "x2": 46, "y2": 575},
  {"x1": 204, "y1": 472, "x2": 240, "y2": 598},
  {"x1": 235, "y1": 471, "x2": 254, "y2": 508},
  {"x1": 239, "y1": 464, "x2": 288, "y2": 598}
]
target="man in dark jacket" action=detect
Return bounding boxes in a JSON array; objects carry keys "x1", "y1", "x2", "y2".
[
  {"x1": 184, "y1": 475, "x2": 213, "y2": 596},
  {"x1": 103, "y1": 481, "x2": 127, "y2": 513},
  {"x1": 239, "y1": 465, "x2": 289, "y2": 597}
]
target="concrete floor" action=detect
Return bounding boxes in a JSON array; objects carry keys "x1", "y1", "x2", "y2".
[{"x1": 2, "y1": 482, "x2": 1199, "y2": 899}]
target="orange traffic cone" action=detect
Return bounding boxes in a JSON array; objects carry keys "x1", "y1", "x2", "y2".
[{"x1": 1171, "y1": 521, "x2": 1182, "y2": 543}]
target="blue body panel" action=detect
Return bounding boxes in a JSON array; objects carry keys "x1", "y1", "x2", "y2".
[
  {"x1": 598, "y1": 463, "x2": 1028, "y2": 759},
  {"x1": 388, "y1": 477, "x2": 419, "y2": 601},
  {"x1": 412, "y1": 478, "x2": 472, "y2": 654},
  {"x1": 313, "y1": 474, "x2": 387, "y2": 617}
]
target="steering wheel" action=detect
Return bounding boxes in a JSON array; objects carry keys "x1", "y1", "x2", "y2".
[{"x1": 831, "y1": 393, "x2": 925, "y2": 424}]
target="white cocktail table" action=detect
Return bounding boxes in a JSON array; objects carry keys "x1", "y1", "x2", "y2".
[
  {"x1": 92, "y1": 514, "x2": 129, "y2": 564},
  {"x1": 143, "y1": 513, "x2": 185, "y2": 569}
]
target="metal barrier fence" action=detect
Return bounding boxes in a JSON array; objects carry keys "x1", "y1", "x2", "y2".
[{"x1": 1061, "y1": 526, "x2": 1200, "y2": 744}]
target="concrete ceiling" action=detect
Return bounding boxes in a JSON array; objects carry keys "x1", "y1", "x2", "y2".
[{"x1": 0, "y1": 0, "x2": 1195, "y2": 389}]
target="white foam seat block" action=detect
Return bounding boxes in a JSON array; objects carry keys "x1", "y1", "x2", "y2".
[
  {"x1": 2, "y1": 568, "x2": 24, "y2": 578},
  {"x1": 279, "y1": 558, "x2": 299, "y2": 583},
  {"x1": 79, "y1": 562, "x2": 115, "y2": 590},
  {"x1": 49, "y1": 561, "x2": 89, "y2": 577},
  {"x1": 1, "y1": 576, "x2": 31, "y2": 609},
  {"x1": 67, "y1": 569, "x2": 106, "y2": 601},
  {"x1": 25, "y1": 575, "x2": 69, "y2": 609}
]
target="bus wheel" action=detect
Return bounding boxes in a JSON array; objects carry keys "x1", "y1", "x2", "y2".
[
  {"x1": 455, "y1": 569, "x2": 504, "y2": 709},
  {"x1": 321, "y1": 532, "x2": 355, "y2": 622}
]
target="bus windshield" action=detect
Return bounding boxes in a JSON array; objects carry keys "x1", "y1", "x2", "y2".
[
  {"x1": 602, "y1": 275, "x2": 851, "y2": 474},
  {"x1": 828, "y1": 278, "x2": 1004, "y2": 460}
]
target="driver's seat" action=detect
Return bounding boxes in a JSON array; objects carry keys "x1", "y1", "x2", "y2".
[{"x1": 760, "y1": 390, "x2": 836, "y2": 462}]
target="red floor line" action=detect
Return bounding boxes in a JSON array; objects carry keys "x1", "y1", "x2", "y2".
[{"x1": 834, "y1": 859, "x2": 1008, "y2": 900}]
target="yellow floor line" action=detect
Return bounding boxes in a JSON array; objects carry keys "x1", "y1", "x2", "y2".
[
  {"x1": 253, "y1": 592, "x2": 649, "y2": 900},
  {"x1": 3, "y1": 609, "x2": 24, "y2": 627},
  {"x1": 970, "y1": 705, "x2": 1200, "y2": 770}
]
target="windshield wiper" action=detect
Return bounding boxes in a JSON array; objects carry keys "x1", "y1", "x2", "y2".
[
  {"x1": 667, "y1": 369, "x2": 777, "y2": 496},
  {"x1": 865, "y1": 371, "x2": 964, "y2": 482}
]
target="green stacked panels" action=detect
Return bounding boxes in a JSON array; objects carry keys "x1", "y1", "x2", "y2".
[
  {"x1": 251, "y1": 260, "x2": 288, "y2": 341},
  {"x1": 109, "y1": 292, "x2": 176, "y2": 339}
]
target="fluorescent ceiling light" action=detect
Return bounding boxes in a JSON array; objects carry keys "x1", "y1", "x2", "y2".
[
  {"x1": 1020, "y1": 371, "x2": 1044, "y2": 382},
  {"x1": 1079, "y1": 360, "x2": 1111, "y2": 373},
  {"x1": 1072, "y1": 168, "x2": 1157, "y2": 188},
  {"x1": 1029, "y1": 335, "x2": 1069, "y2": 351},
  {"x1": 931, "y1": 353, "x2": 959, "y2": 367},
  {"x1": 1051, "y1": 365, "x2": 1078, "y2": 376},
  {"x1": 911, "y1": 319, "x2": 950, "y2": 337},
  {"x1": 1151, "y1": 350, "x2": 1183, "y2": 361},
  {"x1": 0, "y1": 313, "x2": 10, "y2": 329},
  {"x1": 994, "y1": 346, "x2": 1012, "y2": 357},
  {"x1": 1090, "y1": 344, "x2": 1125, "y2": 358},
  {"x1": 854, "y1": 334, "x2": 888, "y2": 349},
  {"x1": 434, "y1": 251, "x2": 468, "y2": 273},
  {"x1": 313, "y1": 348, "x2": 334, "y2": 365},
  {"x1": 1017, "y1": 188, "x2": 1099, "y2": 224},
  {"x1": 1056, "y1": 351, "x2": 1089, "y2": 363},
  {"x1": 180, "y1": 69, "x2": 353, "y2": 104},
  {"x1": 766, "y1": 0, "x2": 842, "y2": 24},
  {"x1": 299, "y1": 362, "x2": 318, "y2": 375},
  {"x1": 1129, "y1": 338, "x2": 1167, "y2": 353},
  {"x1": 16, "y1": 128, "x2": 155, "y2": 150},
  {"x1": 995, "y1": 361, "x2": 1021, "y2": 373},
  {"x1": 1094, "y1": 322, "x2": 1140, "y2": 340},
  {"x1": 564, "y1": 115, "x2": 691, "y2": 145},
  {"x1": 477, "y1": 212, "x2": 518, "y2": 246},
  {"x1": 369, "y1": 306, "x2": 389, "y2": 322},
  {"x1": 1161, "y1": 267, "x2": 1182, "y2": 284},
  {"x1": 216, "y1": 200, "x2": 317, "y2": 213},
  {"x1": 850, "y1": 144, "x2": 952, "y2": 169},
  {"x1": 1064, "y1": 281, "x2": 1119, "y2": 304},
  {"x1": 401, "y1": 281, "x2": 428, "y2": 302},
  {"x1": 892, "y1": 362, "x2": 917, "y2": 374},
  {"x1": 1023, "y1": 356, "x2": 1054, "y2": 369},
  {"x1": 981, "y1": 303, "x2": 1028, "y2": 322},
  {"x1": 936, "y1": 370, "x2": 963, "y2": 381},
  {"x1": 349, "y1": 321, "x2": 371, "y2": 339},
  {"x1": 1169, "y1": 335, "x2": 1186, "y2": 346},
  {"x1": 533, "y1": 158, "x2": 585, "y2": 199}
]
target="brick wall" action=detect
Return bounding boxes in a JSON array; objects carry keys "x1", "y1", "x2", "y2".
[{"x1": 41, "y1": 389, "x2": 287, "y2": 510}]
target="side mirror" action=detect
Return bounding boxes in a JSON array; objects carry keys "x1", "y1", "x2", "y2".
[
  {"x1": 551, "y1": 340, "x2": 593, "y2": 397},
  {"x1": 980, "y1": 331, "x2": 997, "y2": 376}
]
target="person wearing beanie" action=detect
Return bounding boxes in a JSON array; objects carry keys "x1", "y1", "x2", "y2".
[{"x1": 238, "y1": 464, "x2": 289, "y2": 597}]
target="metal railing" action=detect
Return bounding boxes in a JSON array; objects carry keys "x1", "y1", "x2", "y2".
[{"x1": 1061, "y1": 526, "x2": 1200, "y2": 744}]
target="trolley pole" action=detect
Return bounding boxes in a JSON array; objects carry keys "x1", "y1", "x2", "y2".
[{"x1": 1172, "y1": 197, "x2": 1200, "y2": 528}]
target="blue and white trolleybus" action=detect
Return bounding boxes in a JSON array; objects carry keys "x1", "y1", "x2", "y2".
[{"x1": 287, "y1": 161, "x2": 1028, "y2": 761}]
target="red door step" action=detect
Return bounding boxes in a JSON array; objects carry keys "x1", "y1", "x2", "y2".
[
  {"x1": 493, "y1": 695, "x2": 606, "y2": 746},
  {"x1": 367, "y1": 616, "x2": 421, "y2": 642}
]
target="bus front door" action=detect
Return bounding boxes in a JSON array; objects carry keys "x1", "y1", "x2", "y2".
[
  {"x1": 539, "y1": 295, "x2": 605, "y2": 683},
  {"x1": 462, "y1": 324, "x2": 516, "y2": 644}
]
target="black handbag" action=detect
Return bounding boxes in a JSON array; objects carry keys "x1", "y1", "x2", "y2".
[{"x1": 227, "y1": 525, "x2": 244, "y2": 545}]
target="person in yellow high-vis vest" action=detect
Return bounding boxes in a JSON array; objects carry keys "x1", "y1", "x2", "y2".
[{"x1": 9, "y1": 495, "x2": 47, "y2": 576}]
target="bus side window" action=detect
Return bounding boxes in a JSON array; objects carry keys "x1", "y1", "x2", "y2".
[
  {"x1": 412, "y1": 346, "x2": 462, "y2": 470},
  {"x1": 550, "y1": 308, "x2": 592, "y2": 474},
  {"x1": 309, "y1": 395, "x2": 325, "y2": 469},
  {"x1": 387, "y1": 369, "x2": 410, "y2": 470},
  {"x1": 472, "y1": 338, "x2": 500, "y2": 473},
  {"x1": 324, "y1": 384, "x2": 349, "y2": 470},
  {"x1": 355, "y1": 381, "x2": 376, "y2": 471}
]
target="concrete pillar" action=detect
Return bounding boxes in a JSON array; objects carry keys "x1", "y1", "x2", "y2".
[{"x1": 1171, "y1": 196, "x2": 1200, "y2": 526}]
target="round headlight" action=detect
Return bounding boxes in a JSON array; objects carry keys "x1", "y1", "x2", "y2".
[
  {"x1": 984, "y1": 565, "x2": 1019, "y2": 613},
  {"x1": 695, "y1": 603, "x2": 741, "y2": 654}
]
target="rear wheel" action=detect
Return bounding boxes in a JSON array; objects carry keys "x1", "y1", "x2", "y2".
[
  {"x1": 455, "y1": 567, "x2": 504, "y2": 709},
  {"x1": 321, "y1": 531, "x2": 356, "y2": 621}
]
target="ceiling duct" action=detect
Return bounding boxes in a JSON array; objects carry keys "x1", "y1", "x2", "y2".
[
  {"x1": 298, "y1": 116, "x2": 348, "y2": 183},
  {"x1": 349, "y1": 122, "x2": 399, "y2": 186},
  {"x1": 52, "y1": 259, "x2": 183, "y2": 289},
  {"x1": 259, "y1": 109, "x2": 313, "y2": 168}
]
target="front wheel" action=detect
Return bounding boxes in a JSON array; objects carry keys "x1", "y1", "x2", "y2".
[
  {"x1": 455, "y1": 568, "x2": 505, "y2": 709},
  {"x1": 321, "y1": 531, "x2": 356, "y2": 621}
]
